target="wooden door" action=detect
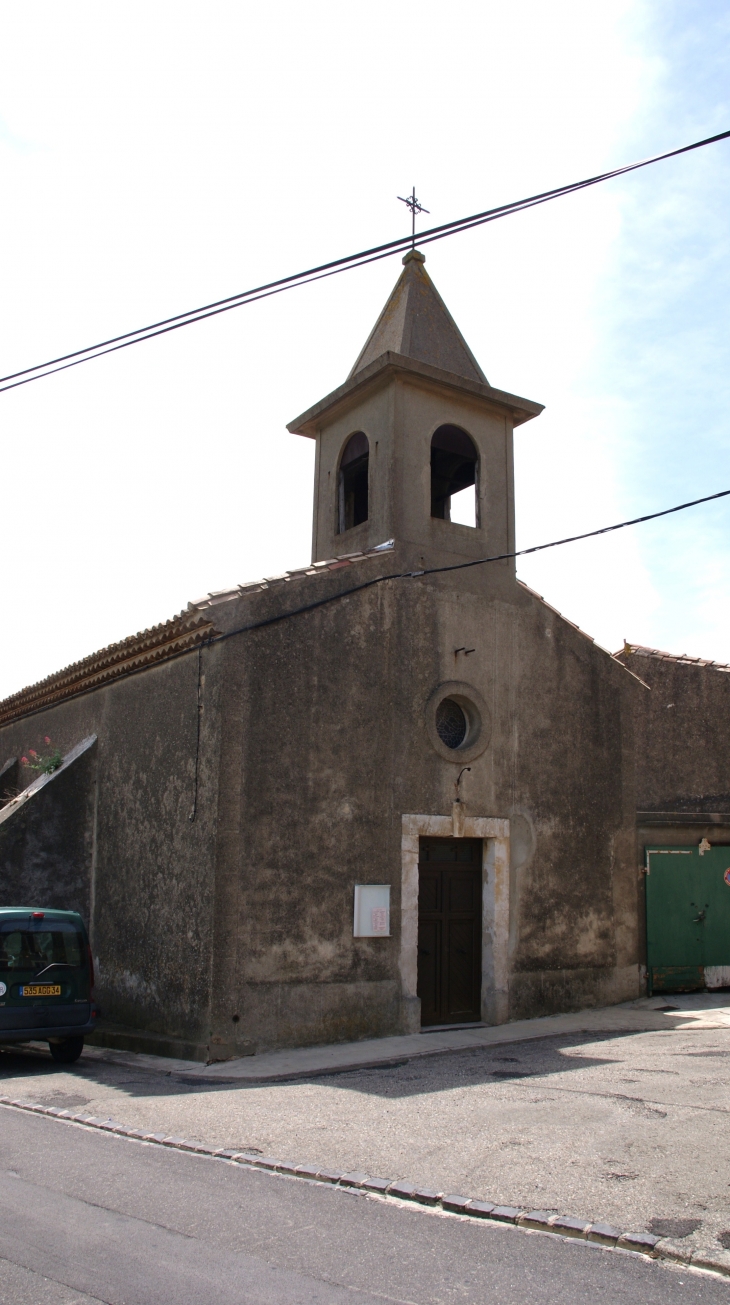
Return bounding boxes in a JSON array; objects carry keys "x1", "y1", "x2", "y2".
[
  {"x1": 417, "y1": 838, "x2": 482, "y2": 1026},
  {"x1": 646, "y1": 844, "x2": 730, "y2": 993}
]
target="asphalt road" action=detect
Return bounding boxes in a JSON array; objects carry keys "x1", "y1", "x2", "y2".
[
  {"x1": 0, "y1": 1107, "x2": 725, "y2": 1305},
  {"x1": 2, "y1": 1016, "x2": 730, "y2": 1254}
]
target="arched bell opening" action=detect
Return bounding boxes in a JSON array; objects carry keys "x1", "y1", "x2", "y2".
[
  {"x1": 430, "y1": 425, "x2": 478, "y2": 527},
  {"x1": 338, "y1": 432, "x2": 369, "y2": 533}
]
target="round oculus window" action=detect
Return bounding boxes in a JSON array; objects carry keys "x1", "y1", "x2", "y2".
[
  {"x1": 435, "y1": 697, "x2": 468, "y2": 749},
  {"x1": 425, "y1": 682, "x2": 490, "y2": 762}
]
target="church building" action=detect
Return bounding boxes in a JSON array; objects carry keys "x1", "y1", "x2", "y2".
[{"x1": 2, "y1": 250, "x2": 723, "y2": 1062}]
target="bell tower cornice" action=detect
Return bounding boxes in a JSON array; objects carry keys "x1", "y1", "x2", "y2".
[{"x1": 287, "y1": 349, "x2": 543, "y2": 439}]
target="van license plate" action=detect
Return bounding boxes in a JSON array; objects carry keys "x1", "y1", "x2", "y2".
[{"x1": 19, "y1": 984, "x2": 62, "y2": 997}]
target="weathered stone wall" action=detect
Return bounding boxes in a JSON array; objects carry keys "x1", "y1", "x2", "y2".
[
  {"x1": 618, "y1": 652, "x2": 730, "y2": 811},
  {"x1": 502, "y1": 593, "x2": 642, "y2": 1017},
  {"x1": 0, "y1": 551, "x2": 645, "y2": 1057},
  {"x1": 205, "y1": 559, "x2": 406, "y2": 1057},
  {"x1": 309, "y1": 372, "x2": 518, "y2": 572},
  {"x1": 0, "y1": 650, "x2": 221, "y2": 1053},
  {"x1": 201, "y1": 554, "x2": 643, "y2": 1052}
]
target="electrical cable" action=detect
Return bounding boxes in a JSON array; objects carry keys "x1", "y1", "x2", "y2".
[
  {"x1": 207, "y1": 487, "x2": 730, "y2": 647},
  {"x1": 0, "y1": 246, "x2": 404, "y2": 395},
  {"x1": 5, "y1": 486, "x2": 727, "y2": 728},
  {"x1": 1, "y1": 125, "x2": 728, "y2": 395}
]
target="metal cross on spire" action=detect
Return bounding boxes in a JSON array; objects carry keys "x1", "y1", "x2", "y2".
[{"x1": 397, "y1": 187, "x2": 429, "y2": 249}]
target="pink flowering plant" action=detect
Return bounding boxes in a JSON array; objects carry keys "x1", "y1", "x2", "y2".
[{"x1": 20, "y1": 736, "x2": 63, "y2": 775}]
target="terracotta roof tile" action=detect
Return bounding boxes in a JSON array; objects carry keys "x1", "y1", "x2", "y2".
[
  {"x1": 188, "y1": 540, "x2": 394, "y2": 611},
  {"x1": 617, "y1": 643, "x2": 730, "y2": 673},
  {"x1": 0, "y1": 611, "x2": 218, "y2": 728},
  {"x1": 0, "y1": 540, "x2": 396, "y2": 726}
]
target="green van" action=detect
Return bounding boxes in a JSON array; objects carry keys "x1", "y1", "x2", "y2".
[{"x1": 0, "y1": 908, "x2": 96, "y2": 1064}]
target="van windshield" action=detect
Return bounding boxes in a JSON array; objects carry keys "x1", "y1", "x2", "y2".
[{"x1": 0, "y1": 921, "x2": 84, "y2": 973}]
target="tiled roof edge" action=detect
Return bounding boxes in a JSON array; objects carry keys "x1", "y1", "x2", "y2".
[
  {"x1": 188, "y1": 540, "x2": 395, "y2": 611},
  {"x1": 617, "y1": 643, "x2": 730, "y2": 673},
  {"x1": 0, "y1": 612, "x2": 218, "y2": 728},
  {"x1": 0, "y1": 541, "x2": 396, "y2": 728}
]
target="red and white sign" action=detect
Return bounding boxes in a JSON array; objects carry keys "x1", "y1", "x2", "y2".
[{"x1": 371, "y1": 907, "x2": 388, "y2": 933}]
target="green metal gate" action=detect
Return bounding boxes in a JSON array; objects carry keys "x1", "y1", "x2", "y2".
[{"x1": 645, "y1": 844, "x2": 730, "y2": 994}]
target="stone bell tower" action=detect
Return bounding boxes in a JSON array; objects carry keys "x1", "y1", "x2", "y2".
[{"x1": 287, "y1": 249, "x2": 543, "y2": 573}]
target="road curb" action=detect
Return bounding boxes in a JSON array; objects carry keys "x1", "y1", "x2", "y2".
[{"x1": 2, "y1": 1093, "x2": 727, "y2": 1278}]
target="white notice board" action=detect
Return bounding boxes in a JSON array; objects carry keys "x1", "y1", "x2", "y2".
[{"x1": 353, "y1": 884, "x2": 391, "y2": 937}]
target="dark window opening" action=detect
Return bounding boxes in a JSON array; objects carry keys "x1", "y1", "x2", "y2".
[
  {"x1": 431, "y1": 425, "x2": 478, "y2": 523},
  {"x1": 338, "y1": 432, "x2": 369, "y2": 532},
  {"x1": 435, "y1": 698, "x2": 468, "y2": 749}
]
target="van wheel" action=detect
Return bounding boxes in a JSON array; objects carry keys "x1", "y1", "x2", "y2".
[{"x1": 49, "y1": 1037, "x2": 84, "y2": 1064}]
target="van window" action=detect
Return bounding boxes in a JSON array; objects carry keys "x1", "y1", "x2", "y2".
[{"x1": 0, "y1": 921, "x2": 84, "y2": 972}]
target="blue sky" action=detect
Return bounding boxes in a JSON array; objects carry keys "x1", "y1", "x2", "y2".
[
  {"x1": 0, "y1": 1, "x2": 728, "y2": 698},
  {"x1": 572, "y1": 1, "x2": 730, "y2": 657}
]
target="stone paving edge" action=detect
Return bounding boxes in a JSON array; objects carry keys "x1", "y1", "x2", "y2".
[{"x1": 1, "y1": 1094, "x2": 726, "y2": 1278}]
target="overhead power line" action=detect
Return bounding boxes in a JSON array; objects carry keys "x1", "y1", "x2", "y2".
[
  {"x1": 6, "y1": 486, "x2": 727, "y2": 727},
  {"x1": 412, "y1": 488, "x2": 730, "y2": 578},
  {"x1": 210, "y1": 487, "x2": 730, "y2": 646},
  {"x1": 2, "y1": 126, "x2": 729, "y2": 396}
]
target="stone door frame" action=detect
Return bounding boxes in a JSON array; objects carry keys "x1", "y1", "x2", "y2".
[{"x1": 400, "y1": 813, "x2": 510, "y2": 1027}]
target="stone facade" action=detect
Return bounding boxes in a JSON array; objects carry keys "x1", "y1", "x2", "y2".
[
  {"x1": 616, "y1": 644, "x2": 730, "y2": 884},
  {"x1": 0, "y1": 251, "x2": 662, "y2": 1060}
]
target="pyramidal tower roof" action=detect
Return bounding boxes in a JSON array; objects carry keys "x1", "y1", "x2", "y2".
[
  {"x1": 348, "y1": 249, "x2": 487, "y2": 384},
  {"x1": 288, "y1": 249, "x2": 544, "y2": 437}
]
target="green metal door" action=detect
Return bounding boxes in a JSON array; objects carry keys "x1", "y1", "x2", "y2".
[{"x1": 646, "y1": 845, "x2": 730, "y2": 993}]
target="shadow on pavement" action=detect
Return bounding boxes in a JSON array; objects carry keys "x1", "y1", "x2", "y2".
[{"x1": 0, "y1": 1024, "x2": 702, "y2": 1104}]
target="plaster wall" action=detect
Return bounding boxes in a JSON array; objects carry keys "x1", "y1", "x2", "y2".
[
  {"x1": 0, "y1": 549, "x2": 644, "y2": 1058},
  {"x1": 312, "y1": 373, "x2": 515, "y2": 575},
  {"x1": 202, "y1": 551, "x2": 642, "y2": 1053},
  {"x1": 620, "y1": 653, "x2": 730, "y2": 811},
  {"x1": 0, "y1": 651, "x2": 221, "y2": 1051}
]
